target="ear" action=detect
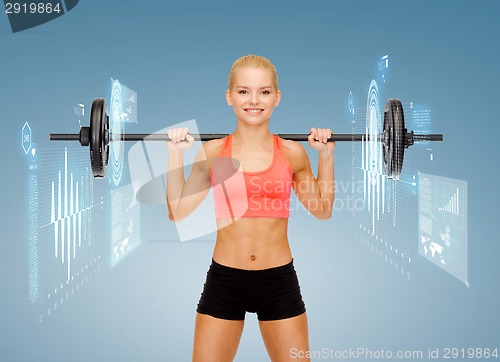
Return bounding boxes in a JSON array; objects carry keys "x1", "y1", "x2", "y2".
[
  {"x1": 275, "y1": 90, "x2": 282, "y2": 107},
  {"x1": 226, "y1": 89, "x2": 233, "y2": 106}
]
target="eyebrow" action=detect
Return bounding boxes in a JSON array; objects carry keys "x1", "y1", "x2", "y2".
[{"x1": 235, "y1": 86, "x2": 273, "y2": 90}]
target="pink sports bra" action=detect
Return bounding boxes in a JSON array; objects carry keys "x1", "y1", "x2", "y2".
[{"x1": 210, "y1": 134, "x2": 293, "y2": 219}]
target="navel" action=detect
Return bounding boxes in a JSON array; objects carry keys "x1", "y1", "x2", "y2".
[{"x1": 250, "y1": 255, "x2": 256, "y2": 261}]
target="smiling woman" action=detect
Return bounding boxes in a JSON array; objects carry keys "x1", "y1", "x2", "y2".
[
  {"x1": 165, "y1": 54, "x2": 335, "y2": 362},
  {"x1": 226, "y1": 57, "x2": 282, "y2": 131}
]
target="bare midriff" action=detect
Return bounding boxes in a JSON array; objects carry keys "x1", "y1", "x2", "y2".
[{"x1": 212, "y1": 217, "x2": 292, "y2": 270}]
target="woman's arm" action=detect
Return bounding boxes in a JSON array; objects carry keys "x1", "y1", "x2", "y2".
[
  {"x1": 284, "y1": 128, "x2": 335, "y2": 219},
  {"x1": 166, "y1": 128, "x2": 212, "y2": 221}
]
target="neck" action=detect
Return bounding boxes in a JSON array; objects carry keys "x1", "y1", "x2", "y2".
[{"x1": 233, "y1": 121, "x2": 273, "y2": 146}]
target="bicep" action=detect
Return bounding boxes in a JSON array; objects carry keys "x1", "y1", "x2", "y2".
[
  {"x1": 169, "y1": 148, "x2": 212, "y2": 219},
  {"x1": 181, "y1": 160, "x2": 211, "y2": 202},
  {"x1": 290, "y1": 145, "x2": 321, "y2": 207},
  {"x1": 292, "y1": 158, "x2": 317, "y2": 202}
]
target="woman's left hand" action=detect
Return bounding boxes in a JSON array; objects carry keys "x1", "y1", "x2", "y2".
[{"x1": 308, "y1": 128, "x2": 335, "y2": 154}]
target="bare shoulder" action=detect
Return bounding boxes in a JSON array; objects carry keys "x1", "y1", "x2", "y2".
[
  {"x1": 196, "y1": 138, "x2": 225, "y2": 172},
  {"x1": 280, "y1": 138, "x2": 305, "y2": 155},
  {"x1": 202, "y1": 138, "x2": 224, "y2": 159},
  {"x1": 279, "y1": 137, "x2": 309, "y2": 173}
]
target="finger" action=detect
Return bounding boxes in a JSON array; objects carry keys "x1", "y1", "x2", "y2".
[
  {"x1": 308, "y1": 128, "x2": 315, "y2": 142},
  {"x1": 321, "y1": 128, "x2": 331, "y2": 143},
  {"x1": 327, "y1": 129, "x2": 334, "y2": 145},
  {"x1": 323, "y1": 129, "x2": 329, "y2": 143},
  {"x1": 171, "y1": 128, "x2": 179, "y2": 143},
  {"x1": 174, "y1": 128, "x2": 182, "y2": 143},
  {"x1": 169, "y1": 128, "x2": 176, "y2": 143},
  {"x1": 318, "y1": 128, "x2": 326, "y2": 143},
  {"x1": 181, "y1": 127, "x2": 190, "y2": 141},
  {"x1": 317, "y1": 128, "x2": 326, "y2": 143},
  {"x1": 315, "y1": 128, "x2": 321, "y2": 142}
]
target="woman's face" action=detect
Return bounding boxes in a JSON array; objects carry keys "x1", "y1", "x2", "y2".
[{"x1": 226, "y1": 66, "x2": 281, "y2": 126}]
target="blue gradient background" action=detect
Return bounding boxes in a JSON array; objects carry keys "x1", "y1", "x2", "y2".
[{"x1": 1, "y1": 1, "x2": 499, "y2": 361}]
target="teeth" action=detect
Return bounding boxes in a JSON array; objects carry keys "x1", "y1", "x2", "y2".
[{"x1": 247, "y1": 109, "x2": 262, "y2": 114}]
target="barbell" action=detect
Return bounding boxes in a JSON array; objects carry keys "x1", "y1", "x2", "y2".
[{"x1": 49, "y1": 97, "x2": 443, "y2": 179}]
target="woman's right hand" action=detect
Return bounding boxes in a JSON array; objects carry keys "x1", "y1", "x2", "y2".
[{"x1": 166, "y1": 127, "x2": 195, "y2": 153}]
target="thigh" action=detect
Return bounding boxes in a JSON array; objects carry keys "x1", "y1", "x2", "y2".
[
  {"x1": 193, "y1": 313, "x2": 245, "y2": 362},
  {"x1": 258, "y1": 312, "x2": 310, "y2": 362}
]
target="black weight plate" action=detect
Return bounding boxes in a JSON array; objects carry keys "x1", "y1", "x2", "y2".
[
  {"x1": 383, "y1": 98, "x2": 405, "y2": 178},
  {"x1": 393, "y1": 99, "x2": 405, "y2": 178},
  {"x1": 382, "y1": 101, "x2": 395, "y2": 177},
  {"x1": 90, "y1": 98, "x2": 109, "y2": 178},
  {"x1": 382, "y1": 108, "x2": 393, "y2": 177}
]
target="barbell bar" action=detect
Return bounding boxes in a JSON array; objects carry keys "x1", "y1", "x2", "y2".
[{"x1": 49, "y1": 98, "x2": 443, "y2": 179}]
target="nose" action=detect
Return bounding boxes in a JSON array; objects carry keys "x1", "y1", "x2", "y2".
[{"x1": 250, "y1": 92, "x2": 259, "y2": 105}]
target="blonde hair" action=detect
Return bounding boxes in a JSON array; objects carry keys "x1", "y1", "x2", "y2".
[{"x1": 228, "y1": 54, "x2": 278, "y2": 91}]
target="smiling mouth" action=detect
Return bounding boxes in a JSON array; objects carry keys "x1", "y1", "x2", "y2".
[{"x1": 244, "y1": 108, "x2": 264, "y2": 115}]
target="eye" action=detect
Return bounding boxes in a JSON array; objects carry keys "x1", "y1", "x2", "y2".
[
  {"x1": 238, "y1": 90, "x2": 248, "y2": 94},
  {"x1": 261, "y1": 90, "x2": 271, "y2": 95}
]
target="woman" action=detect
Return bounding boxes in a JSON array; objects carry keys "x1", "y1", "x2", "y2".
[{"x1": 166, "y1": 54, "x2": 335, "y2": 362}]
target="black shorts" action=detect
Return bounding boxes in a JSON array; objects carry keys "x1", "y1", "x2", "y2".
[{"x1": 196, "y1": 259, "x2": 306, "y2": 321}]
